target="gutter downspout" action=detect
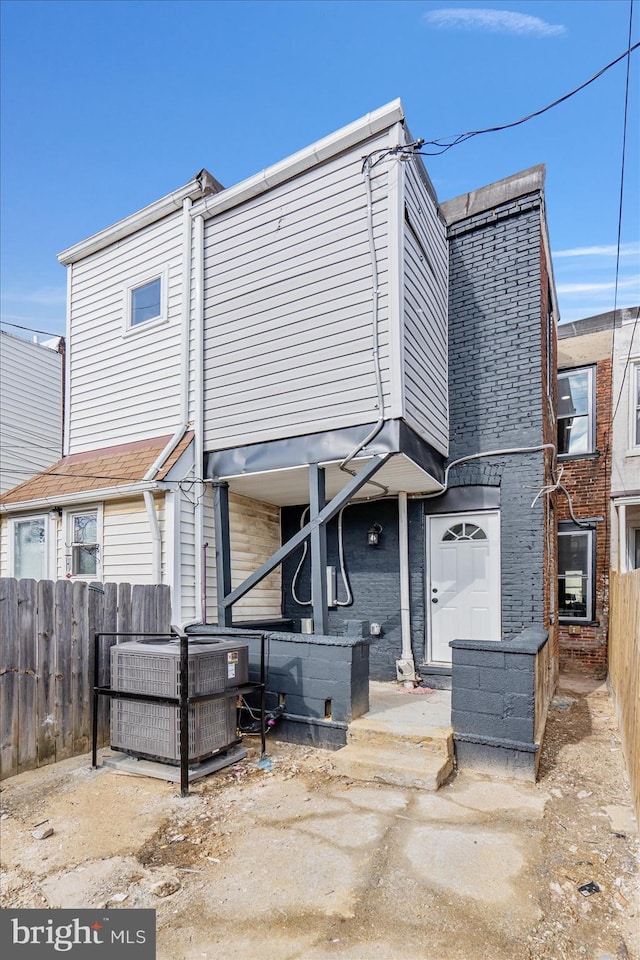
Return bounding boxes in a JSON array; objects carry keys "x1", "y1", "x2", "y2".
[
  {"x1": 193, "y1": 214, "x2": 205, "y2": 622},
  {"x1": 396, "y1": 492, "x2": 416, "y2": 687},
  {"x1": 142, "y1": 197, "x2": 193, "y2": 584}
]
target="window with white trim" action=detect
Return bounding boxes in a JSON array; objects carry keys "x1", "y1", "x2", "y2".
[
  {"x1": 12, "y1": 516, "x2": 48, "y2": 579},
  {"x1": 557, "y1": 366, "x2": 595, "y2": 456},
  {"x1": 631, "y1": 361, "x2": 640, "y2": 450},
  {"x1": 125, "y1": 273, "x2": 166, "y2": 331},
  {"x1": 66, "y1": 509, "x2": 101, "y2": 578},
  {"x1": 558, "y1": 527, "x2": 594, "y2": 621}
]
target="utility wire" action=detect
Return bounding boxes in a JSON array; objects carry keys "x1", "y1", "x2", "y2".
[
  {"x1": 418, "y1": 41, "x2": 640, "y2": 156},
  {"x1": 0, "y1": 320, "x2": 63, "y2": 338}
]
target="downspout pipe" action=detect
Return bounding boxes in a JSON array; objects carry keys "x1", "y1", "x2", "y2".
[
  {"x1": 142, "y1": 197, "x2": 193, "y2": 586},
  {"x1": 193, "y1": 214, "x2": 205, "y2": 623},
  {"x1": 396, "y1": 491, "x2": 416, "y2": 687}
]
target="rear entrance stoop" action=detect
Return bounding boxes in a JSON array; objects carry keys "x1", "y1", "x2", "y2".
[{"x1": 331, "y1": 683, "x2": 454, "y2": 791}]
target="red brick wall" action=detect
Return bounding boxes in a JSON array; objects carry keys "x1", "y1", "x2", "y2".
[{"x1": 557, "y1": 356, "x2": 612, "y2": 677}]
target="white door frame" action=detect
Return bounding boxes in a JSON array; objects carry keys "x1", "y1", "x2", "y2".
[{"x1": 425, "y1": 510, "x2": 502, "y2": 664}]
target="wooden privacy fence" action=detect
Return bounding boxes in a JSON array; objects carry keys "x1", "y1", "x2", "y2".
[
  {"x1": 0, "y1": 578, "x2": 171, "y2": 780},
  {"x1": 608, "y1": 568, "x2": 640, "y2": 822}
]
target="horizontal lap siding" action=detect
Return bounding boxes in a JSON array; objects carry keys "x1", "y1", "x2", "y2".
[
  {"x1": 180, "y1": 487, "x2": 197, "y2": 622},
  {"x1": 203, "y1": 133, "x2": 394, "y2": 450},
  {"x1": 0, "y1": 337, "x2": 62, "y2": 492},
  {"x1": 402, "y1": 162, "x2": 449, "y2": 455},
  {"x1": 102, "y1": 497, "x2": 163, "y2": 584},
  {"x1": 204, "y1": 494, "x2": 281, "y2": 622},
  {"x1": 68, "y1": 212, "x2": 184, "y2": 453}
]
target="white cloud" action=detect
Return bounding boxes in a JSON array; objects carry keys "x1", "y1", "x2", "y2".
[
  {"x1": 556, "y1": 277, "x2": 640, "y2": 295},
  {"x1": 553, "y1": 242, "x2": 640, "y2": 259},
  {"x1": 425, "y1": 8, "x2": 566, "y2": 37}
]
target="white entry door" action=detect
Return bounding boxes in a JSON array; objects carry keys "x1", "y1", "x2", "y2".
[{"x1": 427, "y1": 512, "x2": 501, "y2": 664}]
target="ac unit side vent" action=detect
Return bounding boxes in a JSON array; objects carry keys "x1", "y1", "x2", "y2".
[{"x1": 111, "y1": 697, "x2": 237, "y2": 764}]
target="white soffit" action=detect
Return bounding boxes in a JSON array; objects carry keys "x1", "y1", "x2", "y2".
[{"x1": 222, "y1": 453, "x2": 442, "y2": 507}]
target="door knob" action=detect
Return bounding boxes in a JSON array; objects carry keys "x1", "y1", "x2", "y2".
[{"x1": 431, "y1": 598, "x2": 438, "y2": 604}]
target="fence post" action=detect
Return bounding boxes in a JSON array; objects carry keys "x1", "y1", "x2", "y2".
[
  {"x1": 55, "y1": 580, "x2": 74, "y2": 761},
  {"x1": 0, "y1": 578, "x2": 19, "y2": 779},
  {"x1": 36, "y1": 579, "x2": 56, "y2": 767},
  {"x1": 18, "y1": 579, "x2": 37, "y2": 773}
]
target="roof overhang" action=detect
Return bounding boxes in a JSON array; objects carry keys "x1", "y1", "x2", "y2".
[
  {"x1": 0, "y1": 481, "x2": 166, "y2": 515},
  {"x1": 191, "y1": 99, "x2": 405, "y2": 223}
]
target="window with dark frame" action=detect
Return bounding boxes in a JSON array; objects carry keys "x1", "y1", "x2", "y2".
[
  {"x1": 557, "y1": 366, "x2": 595, "y2": 456},
  {"x1": 558, "y1": 527, "x2": 594, "y2": 621}
]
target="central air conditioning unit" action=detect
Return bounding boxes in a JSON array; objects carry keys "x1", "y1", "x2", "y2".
[{"x1": 110, "y1": 639, "x2": 249, "y2": 764}]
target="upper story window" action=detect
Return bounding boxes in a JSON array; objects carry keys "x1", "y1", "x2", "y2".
[
  {"x1": 125, "y1": 273, "x2": 166, "y2": 333},
  {"x1": 557, "y1": 366, "x2": 595, "y2": 456},
  {"x1": 631, "y1": 361, "x2": 640, "y2": 450},
  {"x1": 12, "y1": 516, "x2": 47, "y2": 579}
]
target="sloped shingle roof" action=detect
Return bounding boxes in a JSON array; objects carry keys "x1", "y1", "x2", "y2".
[{"x1": 0, "y1": 433, "x2": 193, "y2": 506}]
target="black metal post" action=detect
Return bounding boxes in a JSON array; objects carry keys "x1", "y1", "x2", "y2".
[
  {"x1": 213, "y1": 480, "x2": 233, "y2": 627},
  {"x1": 309, "y1": 464, "x2": 328, "y2": 634},
  {"x1": 91, "y1": 632, "x2": 100, "y2": 768},
  {"x1": 179, "y1": 633, "x2": 190, "y2": 797}
]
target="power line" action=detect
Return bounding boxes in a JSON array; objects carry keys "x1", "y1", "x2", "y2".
[
  {"x1": 418, "y1": 40, "x2": 640, "y2": 156},
  {"x1": 0, "y1": 320, "x2": 63, "y2": 338}
]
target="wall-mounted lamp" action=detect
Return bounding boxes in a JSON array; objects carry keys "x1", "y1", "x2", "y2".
[{"x1": 367, "y1": 523, "x2": 383, "y2": 547}]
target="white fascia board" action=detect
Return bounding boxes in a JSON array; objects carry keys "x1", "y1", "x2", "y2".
[
  {"x1": 0, "y1": 481, "x2": 166, "y2": 515},
  {"x1": 192, "y1": 99, "x2": 406, "y2": 222},
  {"x1": 57, "y1": 177, "x2": 209, "y2": 265}
]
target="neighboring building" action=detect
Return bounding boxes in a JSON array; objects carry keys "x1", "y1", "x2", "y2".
[
  {"x1": 557, "y1": 313, "x2": 614, "y2": 677},
  {"x1": 0, "y1": 332, "x2": 63, "y2": 498},
  {"x1": 0, "y1": 100, "x2": 559, "y2": 693},
  {"x1": 610, "y1": 305, "x2": 640, "y2": 572}
]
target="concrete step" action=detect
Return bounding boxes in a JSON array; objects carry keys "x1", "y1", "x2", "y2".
[
  {"x1": 346, "y1": 718, "x2": 453, "y2": 757},
  {"x1": 331, "y1": 743, "x2": 454, "y2": 791}
]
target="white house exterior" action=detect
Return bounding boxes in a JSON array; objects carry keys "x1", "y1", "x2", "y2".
[
  {"x1": 1, "y1": 101, "x2": 449, "y2": 634},
  {"x1": 0, "y1": 332, "x2": 63, "y2": 495},
  {"x1": 610, "y1": 305, "x2": 640, "y2": 571}
]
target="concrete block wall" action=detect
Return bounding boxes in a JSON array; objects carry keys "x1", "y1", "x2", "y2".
[{"x1": 451, "y1": 628, "x2": 550, "y2": 780}]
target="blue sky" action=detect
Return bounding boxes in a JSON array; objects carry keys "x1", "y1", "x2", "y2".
[{"x1": 1, "y1": 0, "x2": 638, "y2": 335}]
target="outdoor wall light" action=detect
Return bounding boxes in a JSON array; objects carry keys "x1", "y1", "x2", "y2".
[{"x1": 367, "y1": 523, "x2": 383, "y2": 546}]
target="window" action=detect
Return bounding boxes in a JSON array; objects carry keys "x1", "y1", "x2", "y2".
[
  {"x1": 125, "y1": 273, "x2": 166, "y2": 331},
  {"x1": 68, "y1": 510, "x2": 100, "y2": 578},
  {"x1": 632, "y1": 362, "x2": 640, "y2": 450},
  {"x1": 557, "y1": 366, "x2": 595, "y2": 456},
  {"x1": 13, "y1": 517, "x2": 47, "y2": 579},
  {"x1": 442, "y1": 522, "x2": 487, "y2": 541},
  {"x1": 558, "y1": 527, "x2": 594, "y2": 621}
]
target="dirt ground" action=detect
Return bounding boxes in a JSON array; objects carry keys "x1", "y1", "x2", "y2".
[{"x1": 1, "y1": 675, "x2": 638, "y2": 960}]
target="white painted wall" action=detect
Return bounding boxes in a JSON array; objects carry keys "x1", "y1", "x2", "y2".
[
  {"x1": 0, "y1": 334, "x2": 62, "y2": 493},
  {"x1": 65, "y1": 211, "x2": 185, "y2": 453},
  {"x1": 611, "y1": 313, "x2": 640, "y2": 494}
]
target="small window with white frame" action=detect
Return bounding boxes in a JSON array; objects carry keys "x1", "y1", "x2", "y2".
[
  {"x1": 12, "y1": 516, "x2": 48, "y2": 579},
  {"x1": 125, "y1": 271, "x2": 166, "y2": 332},
  {"x1": 558, "y1": 526, "x2": 594, "y2": 621},
  {"x1": 557, "y1": 365, "x2": 595, "y2": 456},
  {"x1": 66, "y1": 508, "x2": 101, "y2": 579},
  {"x1": 631, "y1": 360, "x2": 640, "y2": 451}
]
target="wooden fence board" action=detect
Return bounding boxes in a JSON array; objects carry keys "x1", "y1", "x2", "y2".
[
  {"x1": 17, "y1": 579, "x2": 37, "y2": 772},
  {"x1": 36, "y1": 579, "x2": 56, "y2": 767},
  {"x1": 0, "y1": 578, "x2": 19, "y2": 778},
  {"x1": 1, "y1": 579, "x2": 174, "y2": 778}
]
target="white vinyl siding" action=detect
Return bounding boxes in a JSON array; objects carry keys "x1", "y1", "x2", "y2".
[
  {"x1": 202, "y1": 131, "x2": 394, "y2": 450},
  {"x1": 0, "y1": 334, "x2": 62, "y2": 493},
  {"x1": 202, "y1": 493, "x2": 282, "y2": 623},
  {"x1": 402, "y1": 160, "x2": 449, "y2": 455},
  {"x1": 67, "y1": 212, "x2": 184, "y2": 453},
  {"x1": 101, "y1": 497, "x2": 165, "y2": 584}
]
